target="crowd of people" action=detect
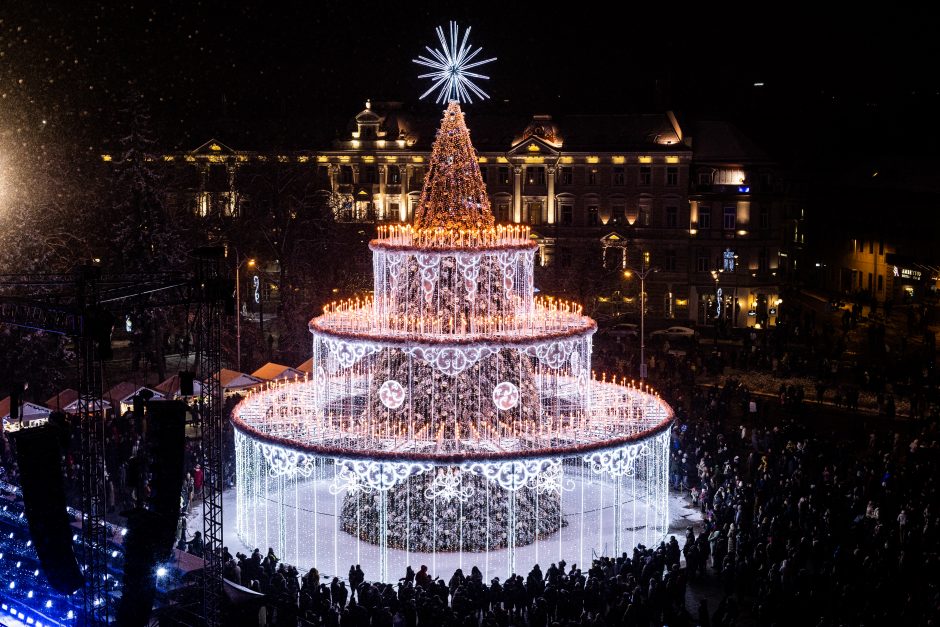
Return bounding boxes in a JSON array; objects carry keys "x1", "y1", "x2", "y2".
[{"x1": 193, "y1": 369, "x2": 938, "y2": 626}]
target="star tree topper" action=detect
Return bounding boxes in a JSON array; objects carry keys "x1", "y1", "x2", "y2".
[{"x1": 414, "y1": 21, "x2": 496, "y2": 104}]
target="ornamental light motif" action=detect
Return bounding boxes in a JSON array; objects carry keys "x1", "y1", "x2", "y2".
[
  {"x1": 232, "y1": 96, "x2": 674, "y2": 582},
  {"x1": 414, "y1": 21, "x2": 496, "y2": 104}
]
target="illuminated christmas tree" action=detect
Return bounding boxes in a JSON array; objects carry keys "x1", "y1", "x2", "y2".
[{"x1": 413, "y1": 102, "x2": 495, "y2": 231}]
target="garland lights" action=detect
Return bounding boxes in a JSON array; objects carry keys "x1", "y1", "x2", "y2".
[{"x1": 233, "y1": 99, "x2": 673, "y2": 581}]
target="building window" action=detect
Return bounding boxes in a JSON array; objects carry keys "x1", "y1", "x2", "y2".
[
  {"x1": 497, "y1": 202, "x2": 511, "y2": 223},
  {"x1": 696, "y1": 254, "x2": 709, "y2": 272},
  {"x1": 758, "y1": 248, "x2": 769, "y2": 273},
  {"x1": 613, "y1": 167, "x2": 625, "y2": 186},
  {"x1": 587, "y1": 206, "x2": 599, "y2": 225},
  {"x1": 666, "y1": 167, "x2": 678, "y2": 186},
  {"x1": 879, "y1": 240, "x2": 884, "y2": 255},
  {"x1": 561, "y1": 205, "x2": 573, "y2": 225},
  {"x1": 699, "y1": 209, "x2": 711, "y2": 229},
  {"x1": 612, "y1": 204, "x2": 625, "y2": 223},
  {"x1": 390, "y1": 202, "x2": 400, "y2": 217},
  {"x1": 664, "y1": 251, "x2": 677, "y2": 272},
  {"x1": 723, "y1": 205, "x2": 736, "y2": 230},
  {"x1": 869, "y1": 240, "x2": 874, "y2": 254},
  {"x1": 527, "y1": 202, "x2": 543, "y2": 224},
  {"x1": 527, "y1": 167, "x2": 545, "y2": 185},
  {"x1": 560, "y1": 167, "x2": 573, "y2": 185},
  {"x1": 499, "y1": 167, "x2": 510, "y2": 185},
  {"x1": 698, "y1": 171, "x2": 712, "y2": 186},
  {"x1": 639, "y1": 204, "x2": 651, "y2": 226},
  {"x1": 878, "y1": 274, "x2": 884, "y2": 292},
  {"x1": 666, "y1": 206, "x2": 678, "y2": 228},
  {"x1": 588, "y1": 169, "x2": 598, "y2": 185},
  {"x1": 388, "y1": 165, "x2": 401, "y2": 184},
  {"x1": 478, "y1": 166, "x2": 487, "y2": 183},
  {"x1": 362, "y1": 166, "x2": 377, "y2": 184},
  {"x1": 340, "y1": 166, "x2": 353, "y2": 184},
  {"x1": 639, "y1": 166, "x2": 651, "y2": 186},
  {"x1": 759, "y1": 205, "x2": 769, "y2": 229}
]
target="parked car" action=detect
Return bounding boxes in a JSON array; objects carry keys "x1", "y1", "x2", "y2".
[
  {"x1": 650, "y1": 326, "x2": 697, "y2": 340},
  {"x1": 606, "y1": 322, "x2": 640, "y2": 339}
]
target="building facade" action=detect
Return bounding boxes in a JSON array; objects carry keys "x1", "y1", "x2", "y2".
[{"x1": 121, "y1": 101, "x2": 802, "y2": 327}]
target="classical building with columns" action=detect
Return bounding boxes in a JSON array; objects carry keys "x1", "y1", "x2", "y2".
[{"x1": 127, "y1": 101, "x2": 802, "y2": 326}]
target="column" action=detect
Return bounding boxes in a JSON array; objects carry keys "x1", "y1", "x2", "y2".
[
  {"x1": 401, "y1": 166, "x2": 411, "y2": 221},
  {"x1": 547, "y1": 166, "x2": 556, "y2": 224},
  {"x1": 328, "y1": 163, "x2": 338, "y2": 192},
  {"x1": 513, "y1": 166, "x2": 522, "y2": 223},
  {"x1": 378, "y1": 164, "x2": 387, "y2": 220}
]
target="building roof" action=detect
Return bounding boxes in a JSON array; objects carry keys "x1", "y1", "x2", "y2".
[
  {"x1": 689, "y1": 120, "x2": 771, "y2": 163},
  {"x1": 155, "y1": 374, "x2": 203, "y2": 397},
  {"x1": 337, "y1": 104, "x2": 688, "y2": 153},
  {"x1": 251, "y1": 363, "x2": 304, "y2": 382},
  {"x1": 296, "y1": 358, "x2": 313, "y2": 374},
  {"x1": 217, "y1": 369, "x2": 264, "y2": 390},
  {"x1": 104, "y1": 382, "x2": 140, "y2": 407},
  {"x1": 46, "y1": 389, "x2": 79, "y2": 411},
  {"x1": 0, "y1": 397, "x2": 51, "y2": 421},
  {"x1": 102, "y1": 383, "x2": 165, "y2": 407},
  {"x1": 554, "y1": 113, "x2": 684, "y2": 151}
]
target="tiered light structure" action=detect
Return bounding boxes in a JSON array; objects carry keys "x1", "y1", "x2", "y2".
[{"x1": 233, "y1": 103, "x2": 672, "y2": 581}]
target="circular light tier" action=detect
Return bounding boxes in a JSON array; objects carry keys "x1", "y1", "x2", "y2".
[
  {"x1": 310, "y1": 303, "x2": 593, "y2": 344},
  {"x1": 231, "y1": 379, "x2": 671, "y2": 463},
  {"x1": 369, "y1": 233, "x2": 541, "y2": 334},
  {"x1": 233, "y1": 378, "x2": 672, "y2": 578}
]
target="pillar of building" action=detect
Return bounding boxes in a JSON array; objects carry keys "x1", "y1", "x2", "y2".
[
  {"x1": 378, "y1": 164, "x2": 387, "y2": 220},
  {"x1": 513, "y1": 166, "x2": 523, "y2": 223},
  {"x1": 546, "y1": 166, "x2": 556, "y2": 224},
  {"x1": 401, "y1": 166, "x2": 410, "y2": 221},
  {"x1": 329, "y1": 164, "x2": 338, "y2": 192}
]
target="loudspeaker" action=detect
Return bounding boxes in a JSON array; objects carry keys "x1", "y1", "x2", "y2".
[
  {"x1": 179, "y1": 371, "x2": 195, "y2": 397},
  {"x1": 116, "y1": 509, "x2": 163, "y2": 627},
  {"x1": 144, "y1": 400, "x2": 187, "y2": 552},
  {"x1": 116, "y1": 401, "x2": 187, "y2": 627},
  {"x1": 10, "y1": 425, "x2": 83, "y2": 594}
]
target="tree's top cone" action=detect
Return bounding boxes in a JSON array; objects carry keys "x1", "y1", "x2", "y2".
[{"x1": 413, "y1": 102, "x2": 495, "y2": 231}]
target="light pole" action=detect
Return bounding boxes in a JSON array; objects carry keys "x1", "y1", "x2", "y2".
[
  {"x1": 235, "y1": 257, "x2": 255, "y2": 372},
  {"x1": 624, "y1": 255, "x2": 658, "y2": 381}
]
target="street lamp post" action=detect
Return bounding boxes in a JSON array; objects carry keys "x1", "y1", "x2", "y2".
[
  {"x1": 624, "y1": 256, "x2": 659, "y2": 381},
  {"x1": 235, "y1": 257, "x2": 255, "y2": 372}
]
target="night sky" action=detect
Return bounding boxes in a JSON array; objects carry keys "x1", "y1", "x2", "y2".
[{"x1": 2, "y1": 4, "x2": 939, "y2": 170}]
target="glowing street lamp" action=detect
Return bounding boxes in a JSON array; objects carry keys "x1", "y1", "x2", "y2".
[
  {"x1": 624, "y1": 256, "x2": 658, "y2": 380},
  {"x1": 236, "y1": 258, "x2": 256, "y2": 372}
]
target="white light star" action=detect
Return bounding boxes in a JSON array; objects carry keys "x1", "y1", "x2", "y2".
[{"x1": 414, "y1": 21, "x2": 496, "y2": 104}]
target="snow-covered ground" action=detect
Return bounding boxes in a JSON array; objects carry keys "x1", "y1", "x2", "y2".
[{"x1": 188, "y1": 482, "x2": 699, "y2": 583}]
